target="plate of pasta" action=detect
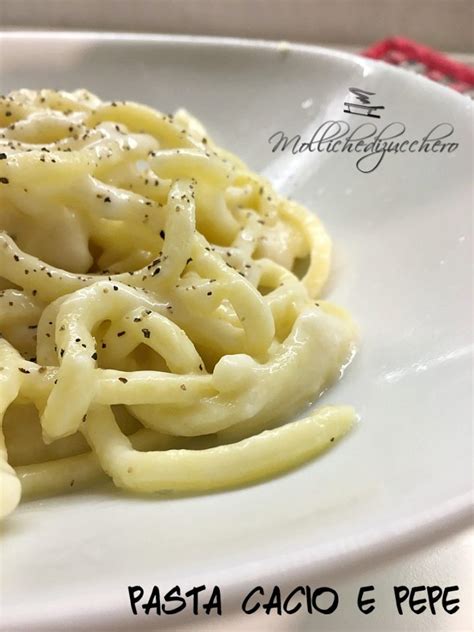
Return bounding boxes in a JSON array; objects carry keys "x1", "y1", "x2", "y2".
[{"x1": 0, "y1": 32, "x2": 472, "y2": 630}]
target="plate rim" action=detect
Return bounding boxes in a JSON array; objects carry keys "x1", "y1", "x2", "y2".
[{"x1": 0, "y1": 28, "x2": 473, "y2": 107}]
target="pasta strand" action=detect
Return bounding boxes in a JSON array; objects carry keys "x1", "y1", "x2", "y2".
[{"x1": 0, "y1": 89, "x2": 357, "y2": 521}]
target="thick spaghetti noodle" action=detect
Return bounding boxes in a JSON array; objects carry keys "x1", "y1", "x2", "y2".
[{"x1": 0, "y1": 89, "x2": 356, "y2": 520}]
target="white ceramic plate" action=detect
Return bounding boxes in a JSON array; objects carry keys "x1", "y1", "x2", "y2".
[{"x1": 0, "y1": 32, "x2": 472, "y2": 631}]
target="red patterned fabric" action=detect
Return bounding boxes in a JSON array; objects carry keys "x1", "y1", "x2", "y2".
[{"x1": 362, "y1": 37, "x2": 474, "y2": 97}]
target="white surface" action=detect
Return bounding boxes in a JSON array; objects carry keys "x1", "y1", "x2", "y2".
[
  {"x1": 0, "y1": 33, "x2": 472, "y2": 631},
  {"x1": 0, "y1": 0, "x2": 473, "y2": 52},
  {"x1": 175, "y1": 527, "x2": 473, "y2": 632}
]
